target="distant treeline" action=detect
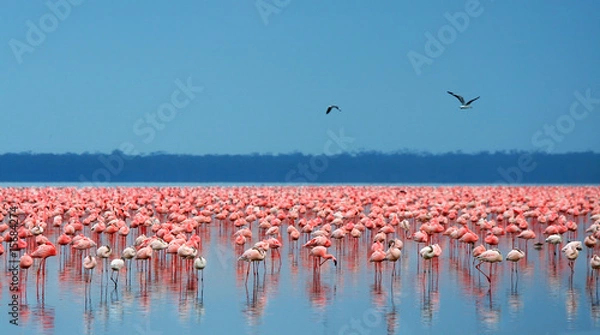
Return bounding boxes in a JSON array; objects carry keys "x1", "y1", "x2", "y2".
[{"x1": 0, "y1": 151, "x2": 599, "y2": 184}]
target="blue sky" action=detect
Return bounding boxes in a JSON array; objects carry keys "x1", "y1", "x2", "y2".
[{"x1": 1, "y1": 0, "x2": 599, "y2": 155}]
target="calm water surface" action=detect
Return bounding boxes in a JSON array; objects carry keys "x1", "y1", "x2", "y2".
[{"x1": 1, "y1": 187, "x2": 599, "y2": 335}]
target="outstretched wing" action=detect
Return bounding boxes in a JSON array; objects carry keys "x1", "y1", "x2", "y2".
[
  {"x1": 447, "y1": 91, "x2": 465, "y2": 104},
  {"x1": 465, "y1": 96, "x2": 480, "y2": 106},
  {"x1": 326, "y1": 105, "x2": 341, "y2": 114}
]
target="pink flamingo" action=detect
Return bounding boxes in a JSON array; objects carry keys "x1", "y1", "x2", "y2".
[
  {"x1": 562, "y1": 242, "x2": 581, "y2": 273},
  {"x1": 309, "y1": 246, "x2": 337, "y2": 272},
  {"x1": 505, "y1": 249, "x2": 525, "y2": 273},
  {"x1": 369, "y1": 249, "x2": 386, "y2": 279},
  {"x1": 385, "y1": 240, "x2": 402, "y2": 276},
  {"x1": 20, "y1": 253, "x2": 34, "y2": 269},
  {"x1": 475, "y1": 249, "x2": 502, "y2": 284},
  {"x1": 83, "y1": 255, "x2": 97, "y2": 281},
  {"x1": 238, "y1": 246, "x2": 267, "y2": 284},
  {"x1": 31, "y1": 242, "x2": 57, "y2": 275}
]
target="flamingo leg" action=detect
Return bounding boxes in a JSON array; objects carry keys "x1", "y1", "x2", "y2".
[
  {"x1": 111, "y1": 270, "x2": 119, "y2": 288},
  {"x1": 475, "y1": 261, "x2": 491, "y2": 283},
  {"x1": 245, "y1": 262, "x2": 251, "y2": 284}
]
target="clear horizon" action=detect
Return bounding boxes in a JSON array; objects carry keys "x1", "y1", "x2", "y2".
[{"x1": 2, "y1": 149, "x2": 600, "y2": 156}]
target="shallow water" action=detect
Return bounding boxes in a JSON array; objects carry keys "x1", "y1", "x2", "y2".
[{"x1": 1, "y1": 186, "x2": 600, "y2": 335}]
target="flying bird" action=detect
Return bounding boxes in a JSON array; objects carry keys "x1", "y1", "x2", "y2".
[
  {"x1": 447, "y1": 91, "x2": 480, "y2": 109},
  {"x1": 326, "y1": 105, "x2": 341, "y2": 114}
]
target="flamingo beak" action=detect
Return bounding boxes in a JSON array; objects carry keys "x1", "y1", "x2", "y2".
[{"x1": 333, "y1": 259, "x2": 338, "y2": 266}]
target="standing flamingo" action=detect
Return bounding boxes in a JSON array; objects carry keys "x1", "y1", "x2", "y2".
[
  {"x1": 96, "y1": 245, "x2": 112, "y2": 274},
  {"x1": 309, "y1": 246, "x2": 337, "y2": 272},
  {"x1": 545, "y1": 234, "x2": 563, "y2": 255},
  {"x1": 475, "y1": 249, "x2": 502, "y2": 284},
  {"x1": 385, "y1": 240, "x2": 402, "y2": 276},
  {"x1": 506, "y1": 249, "x2": 525, "y2": 272},
  {"x1": 591, "y1": 254, "x2": 600, "y2": 283},
  {"x1": 83, "y1": 255, "x2": 97, "y2": 281},
  {"x1": 194, "y1": 256, "x2": 207, "y2": 281},
  {"x1": 134, "y1": 245, "x2": 153, "y2": 274},
  {"x1": 31, "y1": 242, "x2": 57, "y2": 275},
  {"x1": 562, "y1": 243, "x2": 581, "y2": 273},
  {"x1": 238, "y1": 246, "x2": 267, "y2": 284},
  {"x1": 506, "y1": 249, "x2": 525, "y2": 263},
  {"x1": 419, "y1": 244, "x2": 442, "y2": 260},
  {"x1": 369, "y1": 249, "x2": 386, "y2": 280},
  {"x1": 419, "y1": 244, "x2": 441, "y2": 273},
  {"x1": 110, "y1": 257, "x2": 125, "y2": 287}
]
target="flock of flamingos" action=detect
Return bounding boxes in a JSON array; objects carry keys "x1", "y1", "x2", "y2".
[{"x1": 1, "y1": 185, "x2": 600, "y2": 302}]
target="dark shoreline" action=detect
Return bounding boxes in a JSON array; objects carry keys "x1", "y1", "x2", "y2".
[{"x1": 1, "y1": 151, "x2": 599, "y2": 184}]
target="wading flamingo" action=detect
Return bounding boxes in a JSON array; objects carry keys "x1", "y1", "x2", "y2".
[
  {"x1": 310, "y1": 246, "x2": 337, "y2": 272},
  {"x1": 83, "y1": 255, "x2": 97, "y2": 280},
  {"x1": 194, "y1": 256, "x2": 207, "y2": 283},
  {"x1": 238, "y1": 246, "x2": 267, "y2": 284},
  {"x1": 110, "y1": 257, "x2": 125, "y2": 287},
  {"x1": 31, "y1": 242, "x2": 57, "y2": 275},
  {"x1": 385, "y1": 240, "x2": 402, "y2": 276},
  {"x1": 475, "y1": 249, "x2": 502, "y2": 284},
  {"x1": 591, "y1": 254, "x2": 600, "y2": 282}
]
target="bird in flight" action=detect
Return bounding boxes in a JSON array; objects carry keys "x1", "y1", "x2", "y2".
[
  {"x1": 447, "y1": 91, "x2": 480, "y2": 109},
  {"x1": 326, "y1": 105, "x2": 341, "y2": 114}
]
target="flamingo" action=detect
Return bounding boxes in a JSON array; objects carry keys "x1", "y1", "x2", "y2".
[
  {"x1": 384, "y1": 239, "x2": 402, "y2": 276},
  {"x1": 546, "y1": 234, "x2": 563, "y2": 255},
  {"x1": 419, "y1": 244, "x2": 441, "y2": 260},
  {"x1": 475, "y1": 249, "x2": 502, "y2": 284},
  {"x1": 134, "y1": 246, "x2": 153, "y2": 271},
  {"x1": 506, "y1": 249, "x2": 525, "y2": 263},
  {"x1": 238, "y1": 246, "x2": 267, "y2": 284},
  {"x1": 19, "y1": 253, "x2": 34, "y2": 269},
  {"x1": 309, "y1": 246, "x2": 337, "y2": 271},
  {"x1": 369, "y1": 249, "x2": 386, "y2": 278},
  {"x1": 83, "y1": 255, "x2": 97, "y2": 271},
  {"x1": 110, "y1": 257, "x2": 125, "y2": 287},
  {"x1": 562, "y1": 243, "x2": 581, "y2": 273},
  {"x1": 122, "y1": 246, "x2": 136, "y2": 260},
  {"x1": 506, "y1": 248, "x2": 525, "y2": 272},
  {"x1": 194, "y1": 256, "x2": 207, "y2": 283},
  {"x1": 516, "y1": 229, "x2": 536, "y2": 250},
  {"x1": 96, "y1": 245, "x2": 112, "y2": 273},
  {"x1": 194, "y1": 256, "x2": 207, "y2": 301},
  {"x1": 31, "y1": 242, "x2": 57, "y2": 275},
  {"x1": 584, "y1": 235, "x2": 597, "y2": 252},
  {"x1": 591, "y1": 254, "x2": 600, "y2": 282}
]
